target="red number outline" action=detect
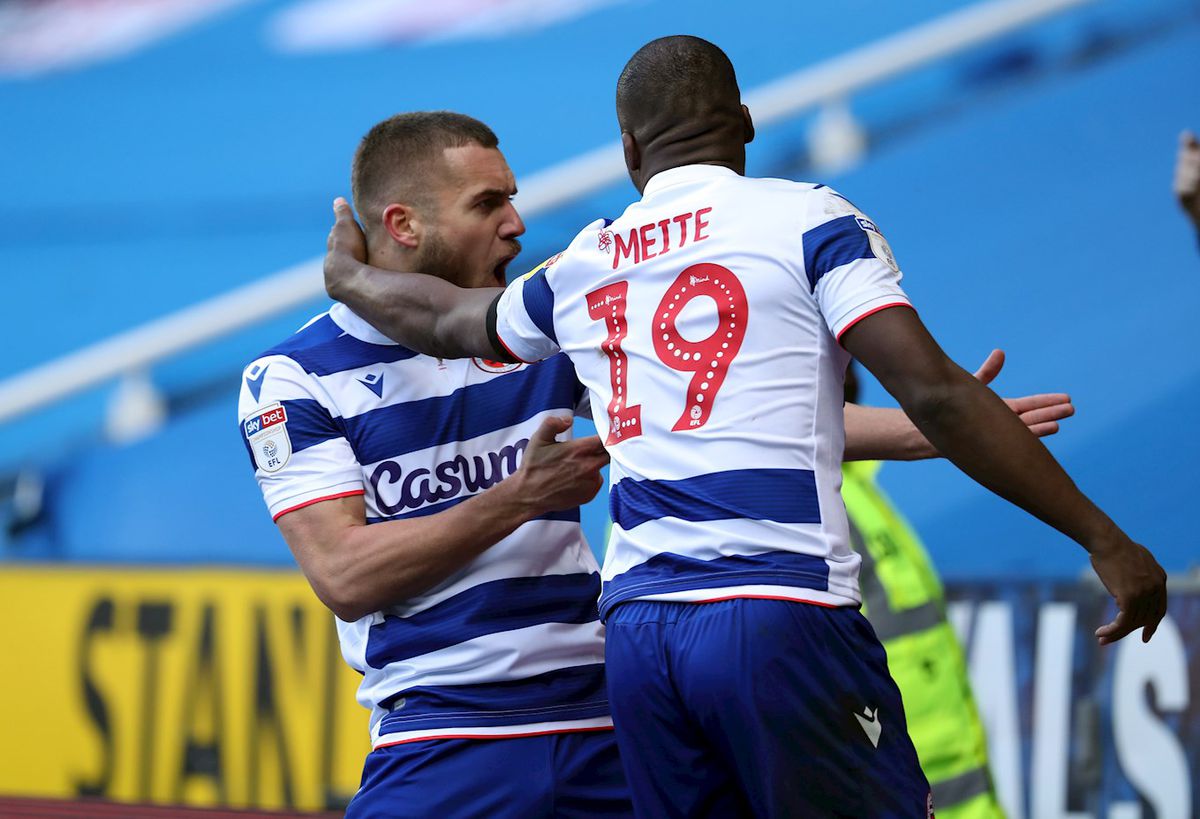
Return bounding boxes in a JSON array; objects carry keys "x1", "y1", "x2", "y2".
[
  {"x1": 586, "y1": 264, "x2": 748, "y2": 441},
  {"x1": 586, "y1": 281, "x2": 642, "y2": 445},
  {"x1": 652, "y1": 263, "x2": 747, "y2": 431}
]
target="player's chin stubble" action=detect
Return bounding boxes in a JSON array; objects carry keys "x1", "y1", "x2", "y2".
[{"x1": 416, "y1": 228, "x2": 520, "y2": 289}]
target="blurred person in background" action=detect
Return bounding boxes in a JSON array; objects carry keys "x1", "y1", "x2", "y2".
[
  {"x1": 843, "y1": 362, "x2": 1005, "y2": 819},
  {"x1": 1175, "y1": 130, "x2": 1200, "y2": 237}
]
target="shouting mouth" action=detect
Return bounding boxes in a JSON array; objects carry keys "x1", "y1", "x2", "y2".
[{"x1": 492, "y1": 253, "x2": 517, "y2": 285}]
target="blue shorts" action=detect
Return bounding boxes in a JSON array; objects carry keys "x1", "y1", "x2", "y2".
[
  {"x1": 604, "y1": 598, "x2": 931, "y2": 819},
  {"x1": 345, "y1": 729, "x2": 632, "y2": 819}
]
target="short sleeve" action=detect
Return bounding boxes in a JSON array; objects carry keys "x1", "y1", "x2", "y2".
[
  {"x1": 237, "y1": 356, "x2": 364, "y2": 521},
  {"x1": 803, "y1": 190, "x2": 913, "y2": 342},
  {"x1": 492, "y1": 256, "x2": 564, "y2": 364}
]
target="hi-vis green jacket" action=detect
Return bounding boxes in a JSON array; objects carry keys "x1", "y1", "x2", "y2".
[{"x1": 843, "y1": 461, "x2": 1004, "y2": 819}]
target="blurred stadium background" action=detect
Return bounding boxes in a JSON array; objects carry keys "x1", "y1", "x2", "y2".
[{"x1": 0, "y1": 0, "x2": 1197, "y2": 815}]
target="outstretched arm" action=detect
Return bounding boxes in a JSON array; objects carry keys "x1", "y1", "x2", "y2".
[
  {"x1": 844, "y1": 349, "x2": 1074, "y2": 460},
  {"x1": 324, "y1": 198, "x2": 507, "y2": 360},
  {"x1": 841, "y1": 306, "x2": 1166, "y2": 645}
]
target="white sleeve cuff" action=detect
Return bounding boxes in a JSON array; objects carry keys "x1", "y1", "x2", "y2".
[
  {"x1": 830, "y1": 294, "x2": 913, "y2": 342},
  {"x1": 494, "y1": 275, "x2": 561, "y2": 363},
  {"x1": 267, "y1": 479, "x2": 364, "y2": 521}
]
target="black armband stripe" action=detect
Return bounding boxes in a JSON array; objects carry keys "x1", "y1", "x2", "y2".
[{"x1": 485, "y1": 293, "x2": 520, "y2": 364}]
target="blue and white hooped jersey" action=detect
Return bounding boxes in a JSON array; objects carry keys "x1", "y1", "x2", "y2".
[
  {"x1": 494, "y1": 165, "x2": 913, "y2": 619},
  {"x1": 238, "y1": 303, "x2": 610, "y2": 747}
]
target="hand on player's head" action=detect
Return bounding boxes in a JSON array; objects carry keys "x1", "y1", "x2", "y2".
[
  {"x1": 328, "y1": 198, "x2": 367, "y2": 259},
  {"x1": 325, "y1": 198, "x2": 369, "y2": 301}
]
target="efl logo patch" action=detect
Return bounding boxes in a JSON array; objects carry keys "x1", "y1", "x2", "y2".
[
  {"x1": 856, "y1": 216, "x2": 899, "y2": 273},
  {"x1": 244, "y1": 403, "x2": 292, "y2": 473}
]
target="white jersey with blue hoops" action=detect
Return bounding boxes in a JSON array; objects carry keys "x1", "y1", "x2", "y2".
[
  {"x1": 493, "y1": 164, "x2": 912, "y2": 619},
  {"x1": 238, "y1": 302, "x2": 609, "y2": 748}
]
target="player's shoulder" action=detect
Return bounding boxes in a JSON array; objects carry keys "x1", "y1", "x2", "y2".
[
  {"x1": 561, "y1": 216, "x2": 615, "y2": 265},
  {"x1": 717, "y1": 176, "x2": 865, "y2": 231},
  {"x1": 743, "y1": 176, "x2": 841, "y2": 207},
  {"x1": 803, "y1": 183, "x2": 873, "y2": 224},
  {"x1": 248, "y1": 307, "x2": 422, "y2": 377},
  {"x1": 238, "y1": 311, "x2": 343, "y2": 417},
  {"x1": 241, "y1": 311, "x2": 333, "y2": 377},
  {"x1": 248, "y1": 308, "x2": 334, "y2": 356},
  {"x1": 741, "y1": 174, "x2": 823, "y2": 192}
]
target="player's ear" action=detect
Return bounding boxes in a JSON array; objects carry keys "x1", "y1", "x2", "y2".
[
  {"x1": 741, "y1": 104, "x2": 755, "y2": 145},
  {"x1": 622, "y1": 131, "x2": 642, "y2": 189},
  {"x1": 382, "y1": 202, "x2": 421, "y2": 249}
]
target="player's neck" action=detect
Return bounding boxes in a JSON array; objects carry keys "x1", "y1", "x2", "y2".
[
  {"x1": 368, "y1": 241, "x2": 417, "y2": 276},
  {"x1": 637, "y1": 153, "x2": 745, "y2": 194}
]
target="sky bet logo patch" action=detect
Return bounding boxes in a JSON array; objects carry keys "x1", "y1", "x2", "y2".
[
  {"x1": 855, "y1": 216, "x2": 879, "y2": 234},
  {"x1": 856, "y1": 216, "x2": 899, "y2": 273},
  {"x1": 244, "y1": 403, "x2": 291, "y2": 473}
]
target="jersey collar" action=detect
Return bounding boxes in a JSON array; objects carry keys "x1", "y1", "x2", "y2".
[
  {"x1": 329, "y1": 302, "x2": 397, "y2": 346},
  {"x1": 642, "y1": 163, "x2": 739, "y2": 197}
]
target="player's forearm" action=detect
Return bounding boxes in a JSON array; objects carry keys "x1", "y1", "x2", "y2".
[
  {"x1": 843, "y1": 403, "x2": 934, "y2": 461},
  {"x1": 322, "y1": 480, "x2": 540, "y2": 620},
  {"x1": 900, "y1": 369, "x2": 1122, "y2": 551},
  {"x1": 327, "y1": 254, "x2": 501, "y2": 359}
]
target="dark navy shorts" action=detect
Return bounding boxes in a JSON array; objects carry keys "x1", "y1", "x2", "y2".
[
  {"x1": 604, "y1": 598, "x2": 931, "y2": 818},
  {"x1": 345, "y1": 728, "x2": 632, "y2": 819}
]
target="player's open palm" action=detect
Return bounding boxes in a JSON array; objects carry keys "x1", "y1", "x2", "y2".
[
  {"x1": 325, "y1": 197, "x2": 368, "y2": 300},
  {"x1": 514, "y1": 415, "x2": 609, "y2": 515},
  {"x1": 1090, "y1": 538, "x2": 1168, "y2": 645}
]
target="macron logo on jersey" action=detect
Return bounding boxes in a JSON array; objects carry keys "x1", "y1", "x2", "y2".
[
  {"x1": 358, "y1": 372, "x2": 385, "y2": 398},
  {"x1": 855, "y1": 706, "x2": 881, "y2": 748},
  {"x1": 245, "y1": 364, "x2": 269, "y2": 402}
]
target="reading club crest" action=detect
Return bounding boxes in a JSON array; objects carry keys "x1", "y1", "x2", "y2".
[{"x1": 472, "y1": 358, "x2": 522, "y2": 374}]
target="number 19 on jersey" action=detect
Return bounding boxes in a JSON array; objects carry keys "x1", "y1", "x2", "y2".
[{"x1": 586, "y1": 263, "x2": 748, "y2": 445}]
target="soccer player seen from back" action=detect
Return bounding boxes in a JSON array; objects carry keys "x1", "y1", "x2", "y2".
[{"x1": 323, "y1": 36, "x2": 1166, "y2": 818}]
